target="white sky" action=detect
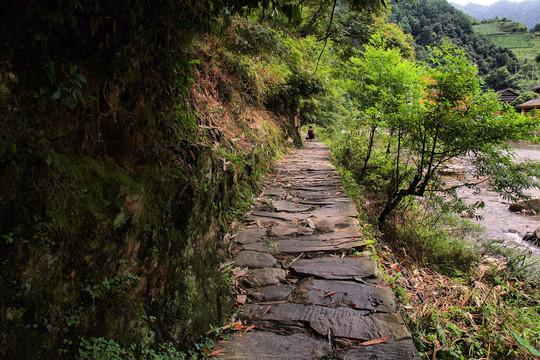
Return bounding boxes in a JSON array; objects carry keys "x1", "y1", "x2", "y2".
[{"x1": 451, "y1": 0, "x2": 527, "y2": 5}]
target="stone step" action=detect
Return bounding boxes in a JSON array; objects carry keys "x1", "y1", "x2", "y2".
[
  {"x1": 240, "y1": 303, "x2": 411, "y2": 341},
  {"x1": 242, "y1": 237, "x2": 366, "y2": 254},
  {"x1": 338, "y1": 339, "x2": 421, "y2": 360},
  {"x1": 294, "y1": 279, "x2": 397, "y2": 313},
  {"x1": 290, "y1": 256, "x2": 377, "y2": 279},
  {"x1": 218, "y1": 331, "x2": 332, "y2": 360}
]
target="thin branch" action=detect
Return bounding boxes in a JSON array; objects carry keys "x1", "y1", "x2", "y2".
[
  {"x1": 305, "y1": 0, "x2": 332, "y2": 32},
  {"x1": 423, "y1": 178, "x2": 490, "y2": 193},
  {"x1": 312, "y1": 0, "x2": 337, "y2": 75}
]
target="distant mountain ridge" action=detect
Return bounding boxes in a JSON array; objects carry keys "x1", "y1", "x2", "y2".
[{"x1": 451, "y1": 0, "x2": 540, "y2": 29}]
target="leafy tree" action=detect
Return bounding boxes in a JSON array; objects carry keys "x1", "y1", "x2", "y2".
[
  {"x1": 338, "y1": 43, "x2": 540, "y2": 226},
  {"x1": 343, "y1": 36, "x2": 423, "y2": 181},
  {"x1": 485, "y1": 66, "x2": 519, "y2": 90},
  {"x1": 500, "y1": 20, "x2": 528, "y2": 33},
  {"x1": 512, "y1": 91, "x2": 539, "y2": 106},
  {"x1": 378, "y1": 45, "x2": 539, "y2": 225}
]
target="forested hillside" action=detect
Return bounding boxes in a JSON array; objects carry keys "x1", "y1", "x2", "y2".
[
  {"x1": 452, "y1": 0, "x2": 540, "y2": 29},
  {"x1": 1, "y1": 0, "x2": 539, "y2": 359},
  {"x1": 471, "y1": 18, "x2": 540, "y2": 91},
  {"x1": 388, "y1": 0, "x2": 520, "y2": 89}
]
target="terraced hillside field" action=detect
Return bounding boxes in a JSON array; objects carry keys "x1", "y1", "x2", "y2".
[{"x1": 473, "y1": 21, "x2": 540, "y2": 63}]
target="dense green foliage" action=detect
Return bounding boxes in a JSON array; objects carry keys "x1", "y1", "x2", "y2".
[
  {"x1": 388, "y1": 0, "x2": 519, "y2": 81},
  {"x1": 333, "y1": 41, "x2": 540, "y2": 226},
  {"x1": 331, "y1": 133, "x2": 540, "y2": 359},
  {"x1": 1, "y1": 0, "x2": 538, "y2": 358},
  {"x1": 511, "y1": 91, "x2": 539, "y2": 106}
]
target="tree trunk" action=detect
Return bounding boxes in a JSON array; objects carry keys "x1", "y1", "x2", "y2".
[
  {"x1": 358, "y1": 124, "x2": 377, "y2": 181},
  {"x1": 378, "y1": 175, "x2": 423, "y2": 227},
  {"x1": 377, "y1": 194, "x2": 404, "y2": 227}
]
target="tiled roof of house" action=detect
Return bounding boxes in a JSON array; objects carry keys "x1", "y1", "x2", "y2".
[{"x1": 516, "y1": 98, "x2": 540, "y2": 108}]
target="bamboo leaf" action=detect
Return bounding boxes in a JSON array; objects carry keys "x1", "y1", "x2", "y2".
[{"x1": 511, "y1": 331, "x2": 540, "y2": 356}]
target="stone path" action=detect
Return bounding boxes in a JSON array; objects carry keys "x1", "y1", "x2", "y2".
[{"x1": 218, "y1": 140, "x2": 419, "y2": 359}]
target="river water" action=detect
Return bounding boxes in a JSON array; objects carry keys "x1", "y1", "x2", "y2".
[{"x1": 456, "y1": 142, "x2": 540, "y2": 256}]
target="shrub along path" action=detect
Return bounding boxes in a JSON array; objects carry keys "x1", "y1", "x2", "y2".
[{"x1": 217, "y1": 139, "x2": 419, "y2": 359}]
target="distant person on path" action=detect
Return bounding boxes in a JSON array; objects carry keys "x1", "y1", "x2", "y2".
[{"x1": 306, "y1": 126, "x2": 315, "y2": 141}]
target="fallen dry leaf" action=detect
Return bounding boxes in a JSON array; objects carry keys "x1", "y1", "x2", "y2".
[
  {"x1": 236, "y1": 294, "x2": 247, "y2": 304},
  {"x1": 208, "y1": 349, "x2": 223, "y2": 357},
  {"x1": 342, "y1": 338, "x2": 361, "y2": 343},
  {"x1": 322, "y1": 291, "x2": 337, "y2": 298},
  {"x1": 243, "y1": 325, "x2": 255, "y2": 334},
  {"x1": 232, "y1": 322, "x2": 245, "y2": 330},
  {"x1": 361, "y1": 337, "x2": 389, "y2": 346}
]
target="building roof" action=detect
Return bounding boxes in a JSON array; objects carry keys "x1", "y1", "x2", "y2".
[
  {"x1": 531, "y1": 84, "x2": 540, "y2": 92},
  {"x1": 516, "y1": 98, "x2": 540, "y2": 109},
  {"x1": 495, "y1": 88, "x2": 519, "y2": 95}
]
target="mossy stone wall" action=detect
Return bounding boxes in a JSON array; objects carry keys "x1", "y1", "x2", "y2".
[{"x1": 0, "y1": 133, "x2": 285, "y2": 358}]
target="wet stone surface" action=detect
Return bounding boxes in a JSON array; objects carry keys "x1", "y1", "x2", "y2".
[
  {"x1": 294, "y1": 279, "x2": 396, "y2": 313},
  {"x1": 255, "y1": 285, "x2": 294, "y2": 302},
  {"x1": 242, "y1": 268, "x2": 287, "y2": 288},
  {"x1": 218, "y1": 331, "x2": 332, "y2": 360},
  {"x1": 236, "y1": 227, "x2": 267, "y2": 245},
  {"x1": 269, "y1": 224, "x2": 302, "y2": 237},
  {"x1": 233, "y1": 251, "x2": 277, "y2": 269},
  {"x1": 290, "y1": 256, "x2": 377, "y2": 279},
  {"x1": 242, "y1": 237, "x2": 367, "y2": 254},
  {"x1": 218, "y1": 140, "x2": 418, "y2": 359},
  {"x1": 272, "y1": 200, "x2": 313, "y2": 213},
  {"x1": 240, "y1": 303, "x2": 409, "y2": 341},
  {"x1": 338, "y1": 339, "x2": 421, "y2": 360},
  {"x1": 311, "y1": 216, "x2": 360, "y2": 231}
]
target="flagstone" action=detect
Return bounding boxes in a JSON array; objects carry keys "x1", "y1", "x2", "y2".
[{"x1": 290, "y1": 256, "x2": 377, "y2": 279}]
